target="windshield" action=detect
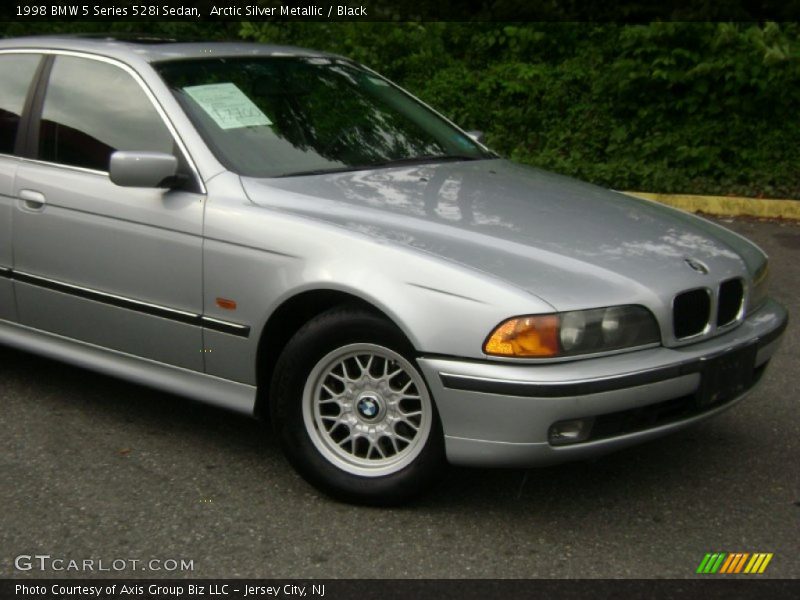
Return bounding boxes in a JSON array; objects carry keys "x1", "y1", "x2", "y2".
[{"x1": 155, "y1": 56, "x2": 494, "y2": 178}]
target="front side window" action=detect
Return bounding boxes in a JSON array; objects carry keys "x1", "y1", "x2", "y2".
[
  {"x1": 0, "y1": 54, "x2": 41, "y2": 155},
  {"x1": 38, "y1": 55, "x2": 174, "y2": 171},
  {"x1": 155, "y1": 56, "x2": 493, "y2": 178}
]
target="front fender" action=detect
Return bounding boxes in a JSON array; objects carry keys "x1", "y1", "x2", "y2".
[{"x1": 201, "y1": 174, "x2": 552, "y2": 385}]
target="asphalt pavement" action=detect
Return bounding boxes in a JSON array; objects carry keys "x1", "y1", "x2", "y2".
[{"x1": 1, "y1": 217, "x2": 798, "y2": 579}]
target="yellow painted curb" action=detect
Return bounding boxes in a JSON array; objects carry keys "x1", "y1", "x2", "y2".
[{"x1": 623, "y1": 191, "x2": 800, "y2": 220}]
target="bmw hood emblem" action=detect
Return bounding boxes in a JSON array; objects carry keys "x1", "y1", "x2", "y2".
[{"x1": 684, "y1": 258, "x2": 709, "y2": 275}]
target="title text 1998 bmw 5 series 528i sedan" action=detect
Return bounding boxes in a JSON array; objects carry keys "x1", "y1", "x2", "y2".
[{"x1": 0, "y1": 36, "x2": 787, "y2": 504}]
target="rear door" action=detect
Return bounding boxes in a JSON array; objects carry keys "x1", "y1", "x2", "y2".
[
  {"x1": 13, "y1": 53, "x2": 206, "y2": 371},
  {"x1": 0, "y1": 53, "x2": 42, "y2": 322}
]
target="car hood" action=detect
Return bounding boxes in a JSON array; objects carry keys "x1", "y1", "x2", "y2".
[{"x1": 240, "y1": 159, "x2": 764, "y2": 311}]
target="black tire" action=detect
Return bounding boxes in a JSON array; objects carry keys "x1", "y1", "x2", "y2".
[{"x1": 269, "y1": 305, "x2": 446, "y2": 505}]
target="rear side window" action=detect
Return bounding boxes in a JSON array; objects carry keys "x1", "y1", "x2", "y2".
[
  {"x1": 38, "y1": 55, "x2": 174, "y2": 171},
  {"x1": 0, "y1": 54, "x2": 40, "y2": 155}
]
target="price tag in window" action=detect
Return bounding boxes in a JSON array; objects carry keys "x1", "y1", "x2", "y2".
[{"x1": 184, "y1": 82, "x2": 272, "y2": 130}]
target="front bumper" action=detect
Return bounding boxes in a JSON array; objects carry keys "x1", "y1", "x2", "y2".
[{"x1": 417, "y1": 298, "x2": 788, "y2": 467}]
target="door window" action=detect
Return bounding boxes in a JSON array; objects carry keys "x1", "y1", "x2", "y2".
[
  {"x1": 0, "y1": 54, "x2": 41, "y2": 155},
  {"x1": 38, "y1": 55, "x2": 175, "y2": 171}
]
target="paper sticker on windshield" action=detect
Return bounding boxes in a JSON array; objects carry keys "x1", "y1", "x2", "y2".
[{"x1": 184, "y1": 83, "x2": 272, "y2": 130}]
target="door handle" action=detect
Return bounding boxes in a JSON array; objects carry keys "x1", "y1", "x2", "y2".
[{"x1": 18, "y1": 189, "x2": 46, "y2": 211}]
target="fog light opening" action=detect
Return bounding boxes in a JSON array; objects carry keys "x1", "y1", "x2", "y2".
[{"x1": 548, "y1": 418, "x2": 594, "y2": 446}]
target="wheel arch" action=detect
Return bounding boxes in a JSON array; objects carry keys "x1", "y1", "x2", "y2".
[{"x1": 253, "y1": 288, "x2": 416, "y2": 420}]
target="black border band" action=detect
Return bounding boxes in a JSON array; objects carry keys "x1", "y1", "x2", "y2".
[{"x1": 1, "y1": 267, "x2": 250, "y2": 338}]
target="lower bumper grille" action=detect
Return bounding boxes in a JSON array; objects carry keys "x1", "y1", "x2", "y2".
[{"x1": 570, "y1": 362, "x2": 767, "y2": 444}]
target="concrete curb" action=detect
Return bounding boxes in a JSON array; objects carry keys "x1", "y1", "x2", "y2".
[{"x1": 623, "y1": 191, "x2": 800, "y2": 220}]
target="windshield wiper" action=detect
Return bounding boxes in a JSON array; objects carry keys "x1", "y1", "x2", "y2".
[
  {"x1": 274, "y1": 155, "x2": 485, "y2": 178},
  {"x1": 370, "y1": 155, "x2": 483, "y2": 167},
  {"x1": 273, "y1": 165, "x2": 372, "y2": 178}
]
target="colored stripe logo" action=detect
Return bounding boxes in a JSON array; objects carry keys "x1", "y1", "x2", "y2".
[{"x1": 696, "y1": 553, "x2": 773, "y2": 574}]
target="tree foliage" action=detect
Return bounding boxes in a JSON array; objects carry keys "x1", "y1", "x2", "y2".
[{"x1": 7, "y1": 21, "x2": 800, "y2": 197}]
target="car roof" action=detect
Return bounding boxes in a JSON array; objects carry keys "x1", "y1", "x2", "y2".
[{"x1": 0, "y1": 34, "x2": 338, "y2": 63}]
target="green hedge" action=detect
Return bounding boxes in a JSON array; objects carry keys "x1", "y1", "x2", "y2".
[
  {"x1": 239, "y1": 22, "x2": 800, "y2": 199},
  {"x1": 7, "y1": 21, "x2": 800, "y2": 198}
]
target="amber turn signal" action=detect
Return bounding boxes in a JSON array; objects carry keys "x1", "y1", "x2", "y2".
[
  {"x1": 484, "y1": 315, "x2": 561, "y2": 357},
  {"x1": 215, "y1": 297, "x2": 237, "y2": 310}
]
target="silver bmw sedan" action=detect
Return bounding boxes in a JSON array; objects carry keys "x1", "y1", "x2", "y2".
[{"x1": 0, "y1": 36, "x2": 787, "y2": 504}]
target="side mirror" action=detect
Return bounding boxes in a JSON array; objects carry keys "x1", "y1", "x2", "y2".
[
  {"x1": 109, "y1": 151, "x2": 183, "y2": 189},
  {"x1": 466, "y1": 130, "x2": 485, "y2": 144}
]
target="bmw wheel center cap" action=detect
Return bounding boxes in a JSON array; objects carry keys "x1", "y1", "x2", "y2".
[{"x1": 356, "y1": 394, "x2": 381, "y2": 420}]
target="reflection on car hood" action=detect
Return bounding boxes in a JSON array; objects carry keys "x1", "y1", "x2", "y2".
[{"x1": 241, "y1": 159, "x2": 764, "y2": 311}]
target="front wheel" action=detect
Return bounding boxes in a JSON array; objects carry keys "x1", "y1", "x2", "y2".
[{"x1": 270, "y1": 307, "x2": 445, "y2": 505}]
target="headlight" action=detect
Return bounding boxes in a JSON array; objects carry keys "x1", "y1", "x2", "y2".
[
  {"x1": 600, "y1": 306, "x2": 625, "y2": 345},
  {"x1": 748, "y1": 260, "x2": 769, "y2": 313},
  {"x1": 484, "y1": 305, "x2": 660, "y2": 358},
  {"x1": 560, "y1": 311, "x2": 587, "y2": 351}
]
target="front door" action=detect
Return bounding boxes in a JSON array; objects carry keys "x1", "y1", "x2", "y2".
[{"x1": 13, "y1": 53, "x2": 205, "y2": 371}]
